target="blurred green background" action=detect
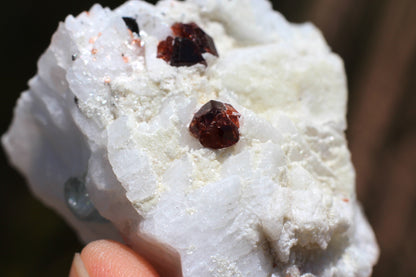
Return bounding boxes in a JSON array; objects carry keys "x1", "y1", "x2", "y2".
[{"x1": 1, "y1": 0, "x2": 415, "y2": 276}]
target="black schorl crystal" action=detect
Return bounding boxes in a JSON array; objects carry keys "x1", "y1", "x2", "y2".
[{"x1": 122, "y1": 17, "x2": 140, "y2": 35}]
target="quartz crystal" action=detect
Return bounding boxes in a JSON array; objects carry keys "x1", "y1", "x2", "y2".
[{"x1": 2, "y1": 0, "x2": 379, "y2": 276}]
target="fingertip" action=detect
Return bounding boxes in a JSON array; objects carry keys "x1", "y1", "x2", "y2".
[
  {"x1": 79, "y1": 240, "x2": 159, "y2": 277},
  {"x1": 69, "y1": 253, "x2": 89, "y2": 277}
]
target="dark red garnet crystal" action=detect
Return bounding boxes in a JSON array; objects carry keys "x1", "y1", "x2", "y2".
[
  {"x1": 189, "y1": 100, "x2": 241, "y2": 149},
  {"x1": 171, "y1": 22, "x2": 218, "y2": 57},
  {"x1": 157, "y1": 22, "x2": 218, "y2": 67},
  {"x1": 171, "y1": 37, "x2": 205, "y2": 66}
]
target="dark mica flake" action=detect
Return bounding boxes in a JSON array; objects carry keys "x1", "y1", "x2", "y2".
[
  {"x1": 189, "y1": 100, "x2": 240, "y2": 149},
  {"x1": 157, "y1": 22, "x2": 218, "y2": 67},
  {"x1": 122, "y1": 17, "x2": 140, "y2": 35}
]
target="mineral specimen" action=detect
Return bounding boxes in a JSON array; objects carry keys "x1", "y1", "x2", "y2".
[{"x1": 2, "y1": 0, "x2": 379, "y2": 276}]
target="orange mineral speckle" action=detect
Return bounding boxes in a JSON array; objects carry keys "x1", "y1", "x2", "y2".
[
  {"x1": 132, "y1": 39, "x2": 141, "y2": 46},
  {"x1": 89, "y1": 33, "x2": 102, "y2": 44},
  {"x1": 122, "y1": 54, "x2": 129, "y2": 63},
  {"x1": 91, "y1": 48, "x2": 98, "y2": 55},
  {"x1": 104, "y1": 77, "x2": 111, "y2": 84},
  {"x1": 342, "y1": 198, "x2": 350, "y2": 203}
]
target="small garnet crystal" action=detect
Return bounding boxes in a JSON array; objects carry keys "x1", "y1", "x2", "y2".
[
  {"x1": 189, "y1": 100, "x2": 241, "y2": 149},
  {"x1": 157, "y1": 22, "x2": 218, "y2": 67}
]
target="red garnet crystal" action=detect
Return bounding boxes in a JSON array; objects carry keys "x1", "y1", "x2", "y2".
[
  {"x1": 189, "y1": 100, "x2": 241, "y2": 149},
  {"x1": 157, "y1": 22, "x2": 218, "y2": 67},
  {"x1": 171, "y1": 22, "x2": 218, "y2": 57}
]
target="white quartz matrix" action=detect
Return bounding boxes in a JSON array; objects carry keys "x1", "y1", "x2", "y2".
[{"x1": 3, "y1": 0, "x2": 379, "y2": 276}]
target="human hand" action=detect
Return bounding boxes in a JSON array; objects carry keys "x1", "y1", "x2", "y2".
[{"x1": 69, "y1": 240, "x2": 159, "y2": 277}]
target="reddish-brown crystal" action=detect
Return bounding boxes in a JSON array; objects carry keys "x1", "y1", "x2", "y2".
[
  {"x1": 157, "y1": 22, "x2": 218, "y2": 67},
  {"x1": 171, "y1": 22, "x2": 218, "y2": 57},
  {"x1": 157, "y1": 36, "x2": 174, "y2": 62},
  {"x1": 189, "y1": 100, "x2": 241, "y2": 149}
]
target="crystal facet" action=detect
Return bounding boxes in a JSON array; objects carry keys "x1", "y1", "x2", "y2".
[
  {"x1": 157, "y1": 36, "x2": 174, "y2": 62},
  {"x1": 171, "y1": 37, "x2": 205, "y2": 66}
]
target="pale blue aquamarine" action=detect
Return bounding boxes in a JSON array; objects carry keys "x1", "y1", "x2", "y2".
[{"x1": 64, "y1": 176, "x2": 106, "y2": 222}]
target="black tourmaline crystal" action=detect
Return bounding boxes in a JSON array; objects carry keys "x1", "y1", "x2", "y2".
[{"x1": 122, "y1": 17, "x2": 140, "y2": 35}]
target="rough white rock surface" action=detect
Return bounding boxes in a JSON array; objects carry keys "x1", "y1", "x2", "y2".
[{"x1": 2, "y1": 0, "x2": 379, "y2": 276}]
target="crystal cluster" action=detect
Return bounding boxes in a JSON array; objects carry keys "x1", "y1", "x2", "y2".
[
  {"x1": 157, "y1": 22, "x2": 218, "y2": 66},
  {"x1": 2, "y1": 0, "x2": 378, "y2": 276}
]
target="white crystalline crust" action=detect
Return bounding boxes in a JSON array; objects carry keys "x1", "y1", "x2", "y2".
[{"x1": 2, "y1": 0, "x2": 379, "y2": 276}]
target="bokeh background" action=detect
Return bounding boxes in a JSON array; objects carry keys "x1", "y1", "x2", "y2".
[{"x1": 1, "y1": 0, "x2": 415, "y2": 276}]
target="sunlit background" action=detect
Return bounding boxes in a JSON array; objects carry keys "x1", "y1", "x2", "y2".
[{"x1": 1, "y1": 0, "x2": 415, "y2": 276}]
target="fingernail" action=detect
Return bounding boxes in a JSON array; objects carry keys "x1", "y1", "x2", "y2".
[{"x1": 69, "y1": 253, "x2": 90, "y2": 277}]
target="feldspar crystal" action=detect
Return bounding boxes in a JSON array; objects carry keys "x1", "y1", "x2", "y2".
[{"x1": 2, "y1": 0, "x2": 379, "y2": 276}]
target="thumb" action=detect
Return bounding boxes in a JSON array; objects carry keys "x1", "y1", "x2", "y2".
[{"x1": 69, "y1": 239, "x2": 159, "y2": 277}]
